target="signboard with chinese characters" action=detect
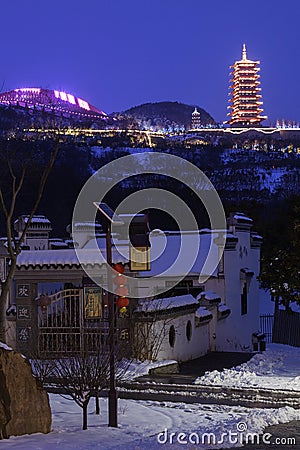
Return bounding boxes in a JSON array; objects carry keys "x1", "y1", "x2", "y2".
[
  {"x1": 84, "y1": 287, "x2": 102, "y2": 319},
  {"x1": 129, "y1": 246, "x2": 150, "y2": 271},
  {"x1": 119, "y1": 328, "x2": 130, "y2": 341},
  {"x1": 17, "y1": 327, "x2": 30, "y2": 342},
  {"x1": 17, "y1": 305, "x2": 31, "y2": 320},
  {"x1": 17, "y1": 284, "x2": 30, "y2": 298}
]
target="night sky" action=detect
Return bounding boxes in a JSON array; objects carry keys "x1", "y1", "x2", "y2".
[{"x1": 1, "y1": 0, "x2": 299, "y2": 124}]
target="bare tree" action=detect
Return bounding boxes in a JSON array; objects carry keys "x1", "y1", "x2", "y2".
[
  {"x1": 52, "y1": 351, "x2": 109, "y2": 430},
  {"x1": 48, "y1": 343, "x2": 131, "y2": 430},
  {"x1": 131, "y1": 297, "x2": 175, "y2": 361},
  {"x1": 0, "y1": 140, "x2": 59, "y2": 342}
]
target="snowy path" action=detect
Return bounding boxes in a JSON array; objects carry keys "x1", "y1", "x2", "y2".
[
  {"x1": 1, "y1": 395, "x2": 299, "y2": 449},
  {"x1": 1, "y1": 344, "x2": 300, "y2": 449}
]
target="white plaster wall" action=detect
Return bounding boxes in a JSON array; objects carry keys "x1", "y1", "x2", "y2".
[
  {"x1": 155, "y1": 312, "x2": 210, "y2": 362},
  {"x1": 215, "y1": 230, "x2": 260, "y2": 352}
]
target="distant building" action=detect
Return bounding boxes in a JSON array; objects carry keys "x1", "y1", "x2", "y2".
[
  {"x1": 0, "y1": 87, "x2": 106, "y2": 119},
  {"x1": 226, "y1": 44, "x2": 267, "y2": 127},
  {"x1": 191, "y1": 107, "x2": 201, "y2": 129}
]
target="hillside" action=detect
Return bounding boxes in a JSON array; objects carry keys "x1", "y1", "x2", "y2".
[
  {"x1": 122, "y1": 101, "x2": 216, "y2": 131},
  {"x1": 0, "y1": 104, "x2": 110, "y2": 132}
]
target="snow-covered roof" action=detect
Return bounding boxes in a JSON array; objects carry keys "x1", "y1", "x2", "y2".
[
  {"x1": 16, "y1": 249, "x2": 127, "y2": 268},
  {"x1": 16, "y1": 228, "x2": 224, "y2": 281},
  {"x1": 196, "y1": 291, "x2": 221, "y2": 302},
  {"x1": 218, "y1": 303, "x2": 230, "y2": 313},
  {"x1": 72, "y1": 222, "x2": 102, "y2": 230},
  {"x1": 231, "y1": 213, "x2": 253, "y2": 223},
  {"x1": 14, "y1": 215, "x2": 51, "y2": 225},
  {"x1": 195, "y1": 306, "x2": 212, "y2": 319},
  {"x1": 136, "y1": 294, "x2": 198, "y2": 313},
  {"x1": 240, "y1": 267, "x2": 254, "y2": 276},
  {"x1": 137, "y1": 230, "x2": 220, "y2": 278}
]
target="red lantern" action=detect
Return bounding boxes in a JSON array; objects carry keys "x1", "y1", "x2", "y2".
[
  {"x1": 113, "y1": 274, "x2": 126, "y2": 286},
  {"x1": 115, "y1": 285, "x2": 128, "y2": 297},
  {"x1": 113, "y1": 262, "x2": 125, "y2": 274},
  {"x1": 116, "y1": 297, "x2": 129, "y2": 308}
]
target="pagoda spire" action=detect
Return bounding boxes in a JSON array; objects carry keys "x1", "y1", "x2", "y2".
[{"x1": 242, "y1": 43, "x2": 247, "y2": 61}]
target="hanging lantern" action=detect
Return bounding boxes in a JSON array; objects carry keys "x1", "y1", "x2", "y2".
[
  {"x1": 115, "y1": 285, "x2": 128, "y2": 297},
  {"x1": 116, "y1": 297, "x2": 129, "y2": 308},
  {"x1": 113, "y1": 262, "x2": 125, "y2": 274},
  {"x1": 113, "y1": 274, "x2": 126, "y2": 286},
  {"x1": 113, "y1": 263, "x2": 130, "y2": 309}
]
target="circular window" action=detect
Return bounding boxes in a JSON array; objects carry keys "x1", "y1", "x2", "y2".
[
  {"x1": 186, "y1": 320, "x2": 192, "y2": 341},
  {"x1": 169, "y1": 325, "x2": 175, "y2": 348}
]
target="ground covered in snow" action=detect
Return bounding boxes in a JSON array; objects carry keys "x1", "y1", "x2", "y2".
[
  {"x1": 1, "y1": 395, "x2": 299, "y2": 449},
  {"x1": 195, "y1": 344, "x2": 300, "y2": 392},
  {"x1": 1, "y1": 343, "x2": 299, "y2": 449}
]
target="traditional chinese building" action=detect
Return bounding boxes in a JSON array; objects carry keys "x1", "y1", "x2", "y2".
[
  {"x1": 226, "y1": 44, "x2": 267, "y2": 127},
  {"x1": 191, "y1": 108, "x2": 201, "y2": 129},
  {"x1": 4, "y1": 212, "x2": 264, "y2": 362}
]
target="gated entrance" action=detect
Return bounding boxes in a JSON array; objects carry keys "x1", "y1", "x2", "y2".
[{"x1": 38, "y1": 288, "x2": 109, "y2": 356}]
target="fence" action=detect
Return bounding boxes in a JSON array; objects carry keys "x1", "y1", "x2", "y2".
[
  {"x1": 259, "y1": 314, "x2": 274, "y2": 343},
  {"x1": 272, "y1": 310, "x2": 300, "y2": 347}
]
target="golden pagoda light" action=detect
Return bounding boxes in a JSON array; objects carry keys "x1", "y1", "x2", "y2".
[{"x1": 226, "y1": 44, "x2": 267, "y2": 127}]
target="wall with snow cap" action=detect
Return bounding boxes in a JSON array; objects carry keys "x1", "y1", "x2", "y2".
[
  {"x1": 154, "y1": 310, "x2": 210, "y2": 362},
  {"x1": 211, "y1": 214, "x2": 261, "y2": 352}
]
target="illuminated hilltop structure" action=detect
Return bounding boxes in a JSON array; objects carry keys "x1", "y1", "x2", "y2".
[
  {"x1": 227, "y1": 45, "x2": 267, "y2": 127},
  {"x1": 191, "y1": 107, "x2": 201, "y2": 129},
  {"x1": 0, "y1": 88, "x2": 106, "y2": 119}
]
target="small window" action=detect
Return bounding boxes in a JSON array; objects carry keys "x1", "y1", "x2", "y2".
[
  {"x1": 169, "y1": 325, "x2": 175, "y2": 348},
  {"x1": 186, "y1": 320, "x2": 192, "y2": 341},
  {"x1": 241, "y1": 282, "x2": 248, "y2": 315}
]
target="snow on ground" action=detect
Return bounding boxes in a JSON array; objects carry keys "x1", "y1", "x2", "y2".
[
  {"x1": 1, "y1": 343, "x2": 299, "y2": 448},
  {"x1": 195, "y1": 343, "x2": 300, "y2": 391},
  {"x1": 121, "y1": 359, "x2": 178, "y2": 380},
  {"x1": 1, "y1": 394, "x2": 299, "y2": 449}
]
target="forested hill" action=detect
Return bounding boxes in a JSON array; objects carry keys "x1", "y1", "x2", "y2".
[{"x1": 121, "y1": 101, "x2": 216, "y2": 130}]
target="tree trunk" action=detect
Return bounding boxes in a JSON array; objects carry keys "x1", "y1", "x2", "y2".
[
  {"x1": 0, "y1": 260, "x2": 16, "y2": 343},
  {"x1": 82, "y1": 403, "x2": 88, "y2": 430},
  {"x1": 95, "y1": 392, "x2": 100, "y2": 415},
  {"x1": 0, "y1": 289, "x2": 8, "y2": 344}
]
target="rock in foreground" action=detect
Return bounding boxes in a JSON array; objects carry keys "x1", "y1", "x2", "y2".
[{"x1": 0, "y1": 344, "x2": 51, "y2": 438}]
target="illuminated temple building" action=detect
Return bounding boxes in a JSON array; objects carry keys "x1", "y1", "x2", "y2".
[
  {"x1": 0, "y1": 88, "x2": 106, "y2": 119},
  {"x1": 227, "y1": 44, "x2": 267, "y2": 127}
]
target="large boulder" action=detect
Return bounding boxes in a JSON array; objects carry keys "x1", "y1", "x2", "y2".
[{"x1": 0, "y1": 343, "x2": 51, "y2": 438}]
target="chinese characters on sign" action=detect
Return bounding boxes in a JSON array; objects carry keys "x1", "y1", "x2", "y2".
[
  {"x1": 17, "y1": 305, "x2": 31, "y2": 320},
  {"x1": 17, "y1": 327, "x2": 30, "y2": 342},
  {"x1": 84, "y1": 287, "x2": 102, "y2": 319},
  {"x1": 119, "y1": 328, "x2": 130, "y2": 341},
  {"x1": 17, "y1": 284, "x2": 30, "y2": 297}
]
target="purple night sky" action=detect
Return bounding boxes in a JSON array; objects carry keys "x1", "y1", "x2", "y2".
[{"x1": 1, "y1": 0, "x2": 299, "y2": 124}]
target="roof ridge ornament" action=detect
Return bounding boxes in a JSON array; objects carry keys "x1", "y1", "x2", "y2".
[{"x1": 242, "y1": 43, "x2": 247, "y2": 61}]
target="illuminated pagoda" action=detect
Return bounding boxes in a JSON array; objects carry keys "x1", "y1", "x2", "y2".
[
  {"x1": 227, "y1": 44, "x2": 267, "y2": 127},
  {"x1": 191, "y1": 107, "x2": 201, "y2": 129}
]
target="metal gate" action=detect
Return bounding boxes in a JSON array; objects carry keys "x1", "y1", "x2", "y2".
[
  {"x1": 259, "y1": 314, "x2": 274, "y2": 343},
  {"x1": 38, "y1": 288, "x2": 108, "y2": 356}
]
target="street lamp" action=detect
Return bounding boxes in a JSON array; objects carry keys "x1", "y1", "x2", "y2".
[{"x1": 93, "y1": 202, "x2": 124, "y2": 428}]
